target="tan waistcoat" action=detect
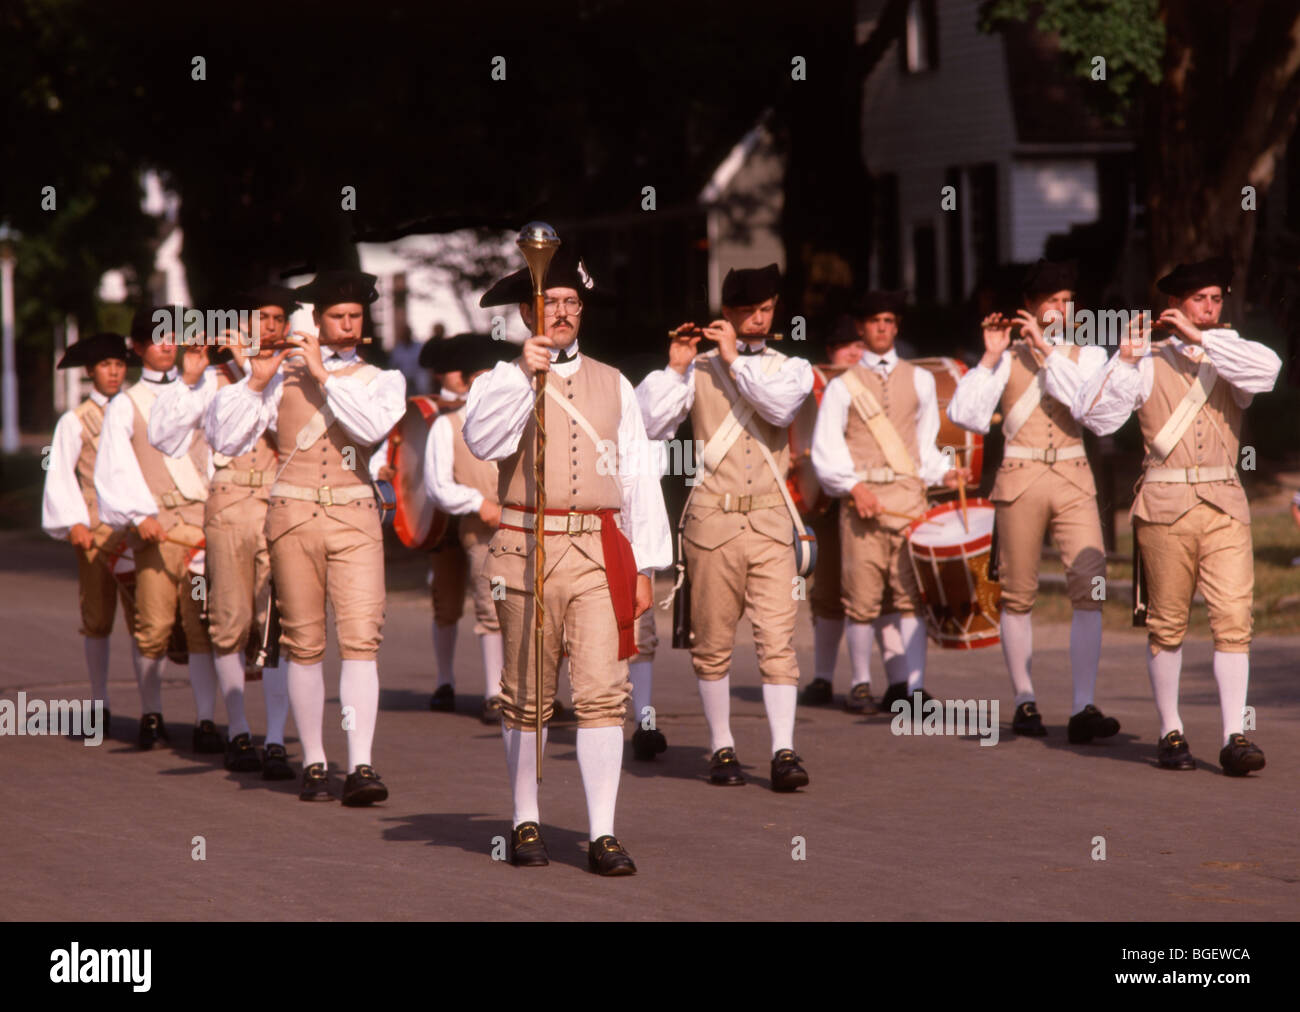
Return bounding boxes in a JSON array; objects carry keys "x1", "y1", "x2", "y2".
[
  {"x1": 74, "y1": 398, "x2": 107, "y2": 528},
  {"x1": 449, "y1": 407, "x2": 499, "y2": 503},
  {"x1": 1133, "y1": 343, "x2": 1249, "y2": 525},
  {"x1": 844, "y1": 360, "x2": 926, "y2": 523},
  {"x1": 129, "y1": 387, "x2": 209, "y2": 530},
  {"x1": 992, "y1": 344, "x2": 1096, "y2": 503},
  {"x1": 207, "y1": 374, "x2": 278, "y2": 521},
  {"x1": 498, "y1": 356, "x2": 622, "y2": 511},
  {"x1": 685, "y1": 349, "x2": 793, "y2": 547},
  {"x1": 266, "y1": 361, "x2": 381, "y2": 542}
]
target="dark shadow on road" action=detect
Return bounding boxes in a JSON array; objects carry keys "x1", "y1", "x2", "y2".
[{"x1": 380, "y1": 812, "x2": 594, "y2": 870}]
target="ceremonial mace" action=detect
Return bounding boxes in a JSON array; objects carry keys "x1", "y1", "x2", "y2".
[{"x1": 518, "y1": 222, "x2": 561, "y2": 780}]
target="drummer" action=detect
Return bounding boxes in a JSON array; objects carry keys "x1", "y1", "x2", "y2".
[
  {"x1": 422, "y1": 332, "x2": 508, "y2": 722},
  {"x1": 810, "y1": 291, "x2": 968, "y2": 714},
  {"x1": 946, "y1": 259, "x2": 1116, "y2": 742},
  {"x1": 799, "y1": 315, "x2": 893, "y2": 714}
]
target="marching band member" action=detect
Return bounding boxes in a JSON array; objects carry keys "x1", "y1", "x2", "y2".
[
  {"x1": 208, "y1": 270, "x2": 406, "y2": 804},
  {"x1": 947, "y1": 260, "x2": 1117, "y2": 741},
  {"x1": 811, "y1": 291, "x2": 967, "y2": 715},
  {"x1": 465, "y1": 249, "x2": 671, "y2": 874},
  {"x1": 42, "y1": 332, "x2": 139, "y2": 732},
  {"x1": 638, "y1": 264, "x2": 814, "y2": 791},
  {"x1": 1074, "y1": 256, "x2": 1281, "y2": 774},
  {"x1": 147, "y1": 286, "x2": 299, "y2": 778},
  {"x1": 799, "y1": 316, "x2": 871, "y2": 712},
  {"x1": 422, "y1": 333, "x2": 506, "y2": 723},
  {"x1": 95, "y1": 307, "x2": 218, "y2": 751}
]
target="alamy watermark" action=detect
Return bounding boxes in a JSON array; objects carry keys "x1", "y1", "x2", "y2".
[
  {"x1": 890, "y1": 692, "x2": 1000, "y2": 747},
  {"x1": 0, "y1": 694, "x2": 104, "y2": 746}
]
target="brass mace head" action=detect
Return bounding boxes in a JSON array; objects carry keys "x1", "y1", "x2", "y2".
[{"x1": 517, "y1": 221, "x2": 561, "y2": 297}]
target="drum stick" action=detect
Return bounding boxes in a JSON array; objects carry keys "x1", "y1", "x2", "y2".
[
  {"x1": 956, "y1": 473, "x2": 969, "y2": 533},
  {"x1": 165, "y1": 534, "x2": 205, "y2": 551},
  {"x1": 881, "y1": 510, "x2": 924, "y2": 523}
]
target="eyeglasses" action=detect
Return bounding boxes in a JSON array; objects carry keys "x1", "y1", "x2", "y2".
[{"x1": 543, "y1": 297, "x2": 583, "y2": 316}]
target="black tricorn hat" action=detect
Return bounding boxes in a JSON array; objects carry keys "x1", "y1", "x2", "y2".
[
  {"x1": 721, "y1": 263, "x2": 781, "y2": 307},
  {"x1": 1022, "y1": 258, "x2": 1078, "y2": 297},
  {"x1": 130, "y1": 304, "x2": 193, "y2": 342},
  {"x1": 58, "y1": 331, "x2": 136, "y2": 369},
  {"x1": 419, "y1": 332, "x2": 512, "y2": 375},
  {"x1": 853, "y1": 290, "x2": 906, "y2": 319},
  {"x1": 294, "y1": 269, "x2": 379, "y2": 308},
  {"x1": 240, "y1": 284, "x2": 302, "y2": 315},
  {"x1": 825, "y1": 314, "x2": 863, "y2": 352},
  {"x1": 479, "y1": 247, "x2": 604, "y2": 308},
  {"x1": 1156, "y1": 256, "x2": 1233, "y2": 297}
]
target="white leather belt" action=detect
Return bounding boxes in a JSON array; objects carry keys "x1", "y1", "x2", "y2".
[
  {"x1": 500, "y1": 506, "x2": 618, "y2": 534},
  {"x1": 1145, "y1": 465, "x2": 1237, "y2": 484},
  {"x1": 214, "y1": 468, "x2": 268, "y2": 488},
  {"x1": 159, "y1": 490, "x2": 201, "y2": 508},
  {"x1": 692, "y1": 492, "x2": 786, "y2": 513},
  {"x1": 856, "y1": 467, "x2": 899, "y2": 484},
  {"x1": 1003, "y1": 445, "x2": 1086, "y2": 464},
  {"x1": 270, "y1": 481, "x2": 373, "y2": 506}
]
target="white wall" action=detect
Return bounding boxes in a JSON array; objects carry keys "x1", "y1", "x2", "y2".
[
  {"x1": 1009, "y1": 159, "x2": 1099, "y2": 262},
  {"x1": 859, "y1": 0, "x2": 1020, "y2": 297}
]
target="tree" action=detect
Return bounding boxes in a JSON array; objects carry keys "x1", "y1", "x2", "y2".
[{"x1": 981, "y1": 1, "x2": 1300, "y2": 321}]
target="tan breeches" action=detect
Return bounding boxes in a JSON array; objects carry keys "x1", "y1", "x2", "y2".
[
  {"x1": 495, "y1": 540, "x2": 627, "y2": 729},
  {"x1": 683, "y1": 528, "x2": 799, "y2": 684},
  {"x1": 1136, "y1": 503, "x2": 1253, "y2": 654}
]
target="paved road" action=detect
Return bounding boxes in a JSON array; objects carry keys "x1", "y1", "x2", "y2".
[{"x1": 1, "y1": 530, "x2": 1296, "y2": 921}]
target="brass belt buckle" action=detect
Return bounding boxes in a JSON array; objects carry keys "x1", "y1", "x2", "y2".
[
  {"x1": 248, "y1": 470, "x2": 262, "y2": 487},
  {"x1": 1042, "y1": 448, "x2": 1057, "y2": 465},
  {"x1": 566, "y1": 511, "x2": 582, "y2": 535},
  {"x1": 319, "y1": 485, "x2": 333, "y2": 507},
  {"x1": 1187, "y1": 466, "x2": 1200, "y2": 483},
  {"x1": 737, "y1": 494, "x2": 752, "y2": 513}
]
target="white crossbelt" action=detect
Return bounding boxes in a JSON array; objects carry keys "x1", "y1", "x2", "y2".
[
  {"x1": 1003, "y1": 444, "x2": 1086, "y2": 464},
  {"x1": 269, "y1": 481, "x2": 373, "y2": 506},
  {"x1": 128, "y1": 383, "x2": 209, "y2": 503},
  {"x1": 839, "y1": 368, "x2": 917, "y2": 477},
  {"x1": 500, "y1": 505, "x2": 616, "y2": 534},
  {"x1": 1145, "y1": 465, "x2": 1236, "y2": 484},
  {"x1": 1149, "y1": 349, "x2": 1218, "y2": 462},
  {"x1": 213, "y1": 467, "x2": 269, "y2": 487}
]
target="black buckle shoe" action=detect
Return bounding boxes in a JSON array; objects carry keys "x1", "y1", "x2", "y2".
[
  {"x1": 509, "y1": 821, "x2": 550, "y2": 867},
  {"x1": 588, "y1": 835, "x2": 637, "y2": 876},
  {"x1": 799, "y1": 677, "x2": 834, "y2": 707},
  {"x1": 429, "y1": 685, "x2": 455, "y2": 712},
  {"x1": 1012, "y1": 701, "x2": 1048, "y2": 737},
  {"x1": 1068, "y1": 704, "x2": 1120, "y2": 744},
  {"x1": 709, "y1": 747, "x2": 745, "y2": 786},
  {"x1": 480, "y1": 694, "x2": 504, "y2": 725},
  {"x1": 632, "y1": 727, "x2": 668, "y2": 761},
  {"x1": 342, "y1": 764, "x2": 389, "y2": 806},
  {"x1": 224, "y1": 732, "x2": 263, "y2": 772},
  {"x1": 137, "y1": 712, "x2": 169, "y2": 750},
  {"x1": 1219, "y1": 733, "x2": 1265, "y2": 777},
  {"x1": 299, "y1": 762, "x2": 334, "y2": 802},
  {"x1": 770, "y1": 748, "x2": 809, "y2": 792},
  {"x1": 844, "y1": 683, "x2": 874, "y2": 714},
  {"x1": 1157, "y1": 730, "x2": 1196, "y2": 771},
  {"x1": 261, "y1": 743, "x2": 295, "y2": 781},
  {"x1": 192, "y1": 719, "x2": 225, "y2": 754}
]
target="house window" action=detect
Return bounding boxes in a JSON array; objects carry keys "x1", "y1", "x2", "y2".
[
  {"x1": 875, "y1": 173, "x2": 901, "y2": 290},
  {"x1": 913, "y1": 224, "x2": 937, "y2": 303},
  {"x1": 945, "y1": 166, "x2": 964, "y2": 304},
  {"x1": 968, "y1": 163, "x2": 999, "y2": 284},
  {"x1": 902, "y1": 0, "x2": 939, "y2": 74}
]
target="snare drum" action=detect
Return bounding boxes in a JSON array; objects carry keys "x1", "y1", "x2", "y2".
[{"x1": 905, "y1": 498, "x2": 1001, "y2": 650}]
